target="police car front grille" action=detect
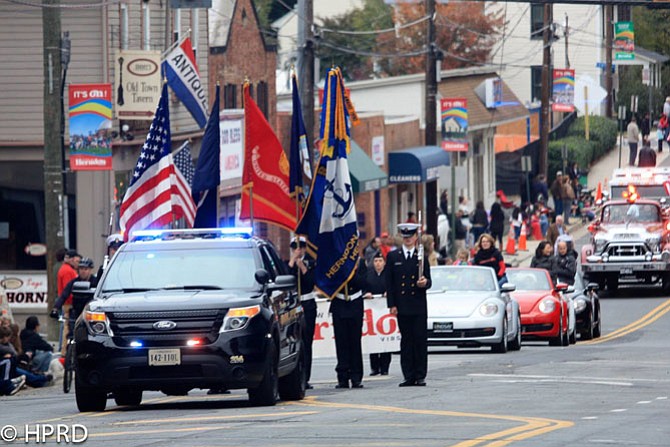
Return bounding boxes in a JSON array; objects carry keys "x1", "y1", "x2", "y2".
[{"x1": 108, "y1": 309, "x2": 224, "y2": 342}]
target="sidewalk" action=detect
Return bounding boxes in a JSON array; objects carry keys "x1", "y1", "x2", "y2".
[{"x1": 507, "y1": 136, "x2": 670, "y2": 267}]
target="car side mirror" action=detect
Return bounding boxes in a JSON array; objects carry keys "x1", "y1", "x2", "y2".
[
  {"x1": 254, "y1": 269, "x2": 271, "y2": 285},
  {"x1": 268, "y1": 274, "x2": 296, "y2": 290},
  {"x1": 555, "y1": 283, "x2": 569, "y2": 292},
  {"x1": 586, "y1": 282, "x2": 599, "y2": 292},
  {"x1": 501, "y1": 283, "x2": 516, "y2": 293},
  {"x1": 72, "y1": 281, "x2": 91, "y2": 292},
  {"x1": 565, "y1": 285, "x2": 575, "y2": 294}
]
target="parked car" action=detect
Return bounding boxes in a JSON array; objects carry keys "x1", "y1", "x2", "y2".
[
  {"x1": 427, "y1": 266, "x2": 521, "y2": 353},
  {"x1": 506, "y1": 268, "x2": 571, "y2": 347},
  {"x1": 73, "y1": 228, "x2": 306, "y2": 412},
  {"x1": 567, "y1": 270, "x2": 602, "y2": 340}
]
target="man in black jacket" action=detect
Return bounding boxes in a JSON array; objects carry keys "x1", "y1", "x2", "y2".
[
  {"x1": 287, "y1": 236, "x2": 317, "y2": 389},
  {"x1": 365, "y1": 251, "x2": 391, "y2": 376},
  {"x1": 330, "y1": 255, "x2": 368, "y2": 389},
  {"x1": 553, "y1": 240, "x2": 577, "y2": 285},
  {"x1": 385, "y1": 223, "x2": 432, "y2": 387}
]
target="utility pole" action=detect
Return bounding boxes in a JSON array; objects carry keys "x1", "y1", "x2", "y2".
[
  {"x1": 43, "y1": 0, "x2": 65, "y2": 339},
  {"x1": 298, "y1": 0, "x2": 315, "y2": 163},
  {"x1": 564, "y1": 13, "x2": 569, "y2": 69},
  {"x1": 539, "y1": 2, "x2": 553, "y2": 178},
  {"x1": 605, "y1": 4, "x2": 613, "y2": 118},
  {"x1": 424, "y1": 0, "x2": 439, "y2": 242}
]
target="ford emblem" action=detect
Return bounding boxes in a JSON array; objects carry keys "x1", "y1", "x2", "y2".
[{"x1": 153, "y1": 320, "x2": 177, "y2": 331}]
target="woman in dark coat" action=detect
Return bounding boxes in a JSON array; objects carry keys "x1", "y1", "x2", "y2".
[
  {"x1": 489, "y1": 202, "x2": 505, "y2": 249},
  {"x1": 472, "y1": 233, "x2": 507, "y2": 286},
  {"x1": 530, "y1": 241, "x2": 557, "y2": 282},
  {"x1": 471, "y1": 201, "x2": 489, "y2": 244}
]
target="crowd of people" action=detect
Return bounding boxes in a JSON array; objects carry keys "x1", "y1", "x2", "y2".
[{"x1": 1, "y1": 234, "x2": 124, "y2": 397}]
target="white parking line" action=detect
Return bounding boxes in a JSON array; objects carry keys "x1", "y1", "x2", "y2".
[
  {"x1": 636, "y1": 401, "x2": 652, "y2": 404},
  {"x1": 581, "y1": 416, "x2": 598, "y2": 420},
  {"x1": 610, "y1": 409, "x2": 628, "y2": 413}
]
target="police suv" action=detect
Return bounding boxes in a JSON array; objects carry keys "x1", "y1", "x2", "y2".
[{"x1": 72, "y1": 228, "x2": 306, "y2": 412}]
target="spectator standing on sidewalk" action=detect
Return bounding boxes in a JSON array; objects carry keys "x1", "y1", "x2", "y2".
[
  {"x1": 657, "y1": 117, "x2": 667, "y2": 153},
  {"x1": 489, "y1": 202, "x2": 505, "y2": 250},
  {"x1": 640, "y1": 112, "x2": 651, "y2": 140},
  {"x1": 627, "y1": 116, "x2": 640, "y2": 166},
  {"x1": 638, "y1": 138, "x2": 656, "y2": 167},
  {"x1": 470, "y1": 201, "x2": 489, "y2": 244},
  {"x1": 562, "y1": 176, "x2": 576, "y2": 223},
  {"x1": 550, "y1": 172, "x2": 564, "y2": 218}
]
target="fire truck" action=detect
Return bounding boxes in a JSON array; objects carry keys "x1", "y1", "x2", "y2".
[
  {"x1": 609, "y1": 168, "x2": 670, "y2": 204},
  {"x1": 581, "y1": 186, "x2": 670, "y2": 294}
]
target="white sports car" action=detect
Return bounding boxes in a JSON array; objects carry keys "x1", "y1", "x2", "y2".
[{"x1": 427, "y1": 266, "x2": 522, "y2": 353}]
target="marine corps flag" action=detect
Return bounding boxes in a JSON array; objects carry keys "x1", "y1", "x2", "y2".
[
  {"x1": 296, "y1": 68, "x2": 359, "y2": 298},
  {"x1": 239, "y1": 82, "x2": 296, "y2": 231}
]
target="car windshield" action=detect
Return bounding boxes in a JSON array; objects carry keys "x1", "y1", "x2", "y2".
[
  {"x1": 100, "y1": 248, "x2": 257, "y2": 294},
  {"x1": 601, "y1": 203, "x2": 659, "y2": 223},
  {"x1": 430, "y1": 267, "x2": 496, "y2": 291},
  {"x1": 506, "y1": 270, "x2": 551, "y2": 291}
]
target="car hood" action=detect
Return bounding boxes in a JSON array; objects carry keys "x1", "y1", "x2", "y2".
[
  {"x1": 427, "y1": 291, "x2": 501, "y2": 318},
  {"x1": 510, "y1": 290, "x2": 555, "y2": 313},
  {"x1": 89, "y1": 290, "x2": 261, "y2": 313}
]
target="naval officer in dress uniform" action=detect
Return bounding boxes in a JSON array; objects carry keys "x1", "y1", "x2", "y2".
[
  {"x1": 385, "y1": 223, "x2": 432, "y2": 386},
  {"x1": 287, "y1": 236, "x2": 317, "y2": 390}
]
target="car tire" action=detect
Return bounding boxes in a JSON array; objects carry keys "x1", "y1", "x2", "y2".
[
  {"x1": 508, "y1": 313, "x2": 522, "y2": 351},
  {"x1": 75, "y1": 375, "x2": 107, "y2": 412},
  {"x1": 278, "y1": 350, "x2": 306, "y2": 401},
  {"x1": 569, "y1": 326, "x2": 576, "y2": 344},
  {"x1": 593, "y1": 315, "x2": 602, "y2": 338},
  {"x1": 491, "y1": 315, "x2": 509, "y2": 353},
  {"x1": 114, "y1": 388, "x2": 143, "y2": 406},
  {"x1": 581, "y1": 311, "x2": 594, "y2": 340},
  {"x1": 248, "y1": 342, "x2": 278, "y2": 406},
  {"x1": 549, "y1": 313, "x2": 564, "y2": 346}
]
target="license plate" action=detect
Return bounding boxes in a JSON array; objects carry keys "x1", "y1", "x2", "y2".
[
  {"x1": 433, "y1": 322, "x2": 454, "y2": 333},
  {"x1": 148, "y1": 349, "x2": 181, "y2": 366},
  {"x1": 621, "y1": 268, "x2": 633, "y2": 275}
]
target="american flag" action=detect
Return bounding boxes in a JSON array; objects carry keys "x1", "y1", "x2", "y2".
[
  {"x1": 173, "y1": 141, "x2": 195, "y2": 187},
  {"x1": 119, "y1": 84, "x2": 196, "y2": 239}
]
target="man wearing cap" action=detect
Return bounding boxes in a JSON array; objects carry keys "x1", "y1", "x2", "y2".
[
  {"x1": 97, "y1": 234, "x2": 124, "y2": 280},
  {"x1": 385, "y1": 223, "x2": 432, "y2": 387},
  {"x1": 56, "y1": 250, "x2": 81, "y2": 354},
  {"x1": 287, "y1": 236, "x2": 317, "y2": 390},
  {"x1": 330, "y1": 253, "x2": 368, "y2": 389}
]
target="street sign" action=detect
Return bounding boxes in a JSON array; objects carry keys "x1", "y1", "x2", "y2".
[
  {"x1": 631, "y1": 95, "x2": 638, "y2": 113},
  {"x1": 574, "y1": 74, "x2": 607, "y2": 113},
  {"x1": 521, "y1": 156, "x2": 533, "y2": 173}
]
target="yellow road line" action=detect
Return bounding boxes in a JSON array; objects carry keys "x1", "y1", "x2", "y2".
[
  {"x1": 581, "y1": 298, "x2": 670, "y2": 345},
  {"x1": 294, "y1": 398, "x2": 573, "y2": 447},
  {"x1": 111, "y1": 410, "x2": 318, "y2": 425}
]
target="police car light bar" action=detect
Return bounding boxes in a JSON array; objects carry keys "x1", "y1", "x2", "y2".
[{"x1": 131, "y1": 227, "x2": 254, "y2": 241}]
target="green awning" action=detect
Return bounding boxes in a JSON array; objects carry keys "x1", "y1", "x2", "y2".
[{"x1": 349, "y1": 140, "x2": 388, "y2": 193}]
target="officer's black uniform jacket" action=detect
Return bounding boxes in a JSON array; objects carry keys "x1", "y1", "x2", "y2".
[
  {"x1": 287, "y1": 255, "x2": 316, "y2": 296},
  {"x1": 329, "y1": 258, "x2": 368, "y2": 318},
  {"x1": 385, "y1": 248, "x2": 432, "y2": 315}
]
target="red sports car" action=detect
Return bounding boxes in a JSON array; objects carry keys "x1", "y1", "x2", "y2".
[{"x1": 506, "y1": 268, "x2": 570, "y2": 346}]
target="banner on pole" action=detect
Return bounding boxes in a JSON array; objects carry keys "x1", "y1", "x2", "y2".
[
  {"x1": 68, "y1": 83, "x2": 113, "y2": 170},
  {"x1": 552, "y1": 69, "x2": 575, "y2": 112},
  {"x1": 440, "y1": 98, "x2": 468, "y2": 152},
  {"x1": 614, "y1": 21, "x2": 635, "y2": 61}
]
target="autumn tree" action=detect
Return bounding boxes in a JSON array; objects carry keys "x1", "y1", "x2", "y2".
[{"x1": 316, "y1": 0, "x2": 504, "y2": 81}]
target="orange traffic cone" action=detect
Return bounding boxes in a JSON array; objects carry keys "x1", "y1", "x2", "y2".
[
  {"x1": 595, "y1": 181, "x2": 602, "y2": 202},
  {"x1": 505, "y1": 227, "x2": 517, "y2": 255},
  {"x1": 518, "y1": 223, "x2": 528, "y2": 251}
]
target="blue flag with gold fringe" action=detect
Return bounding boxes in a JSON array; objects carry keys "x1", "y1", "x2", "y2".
[{"x1": 296, "y1": 68, "x2": 358, "y2": 298}]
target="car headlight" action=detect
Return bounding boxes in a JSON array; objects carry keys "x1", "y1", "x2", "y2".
[
  {"x1": 84, "y1": 310, "x2": 113, "y2": 336},
  {"x1": 538, "y1": 299, "x2": 556, "y2": 314},
  {"x1": 221, "y1": 305, "x2": 261, "y2": 332},
  {"x1": 479, "y1": 302, "x2": 499, "y2": 317},
  {"x1": 645, "y1": 237, "x2": 660, "y2": 251},
  {"x1": 594, "y1": 238, "x2": 607, "y2": 253},
  {"x1": 573, "y1": 297, "x2": 587, "y2": 313}
]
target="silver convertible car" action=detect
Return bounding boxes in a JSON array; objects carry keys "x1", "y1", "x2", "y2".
[{"x1": 427, "y1": 266, "x2": 522, "y2": 353}]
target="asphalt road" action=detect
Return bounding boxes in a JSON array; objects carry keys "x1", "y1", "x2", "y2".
[{"x1": 2, "y1": 257, "x2": 669, "y2": 446}]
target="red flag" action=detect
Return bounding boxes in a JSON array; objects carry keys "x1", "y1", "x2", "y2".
[{"x1": 240, "y1": 83, "x2": 297, "y2": 231}]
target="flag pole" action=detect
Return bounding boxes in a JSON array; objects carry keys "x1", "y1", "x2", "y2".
[
  {"x1": 243, "y1": 77, "x2": 254, "y2": 232},
  {"x1": 214, "y1": 81, "x2": 221, "y2": 227}
]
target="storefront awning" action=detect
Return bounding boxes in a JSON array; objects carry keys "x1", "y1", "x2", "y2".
[
  {"x1": 388, "y1": 146, "x2": 450, "y2": 183},
  {"x1": 349, "y1": 140, "x2": 388, "y2": 193}
]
